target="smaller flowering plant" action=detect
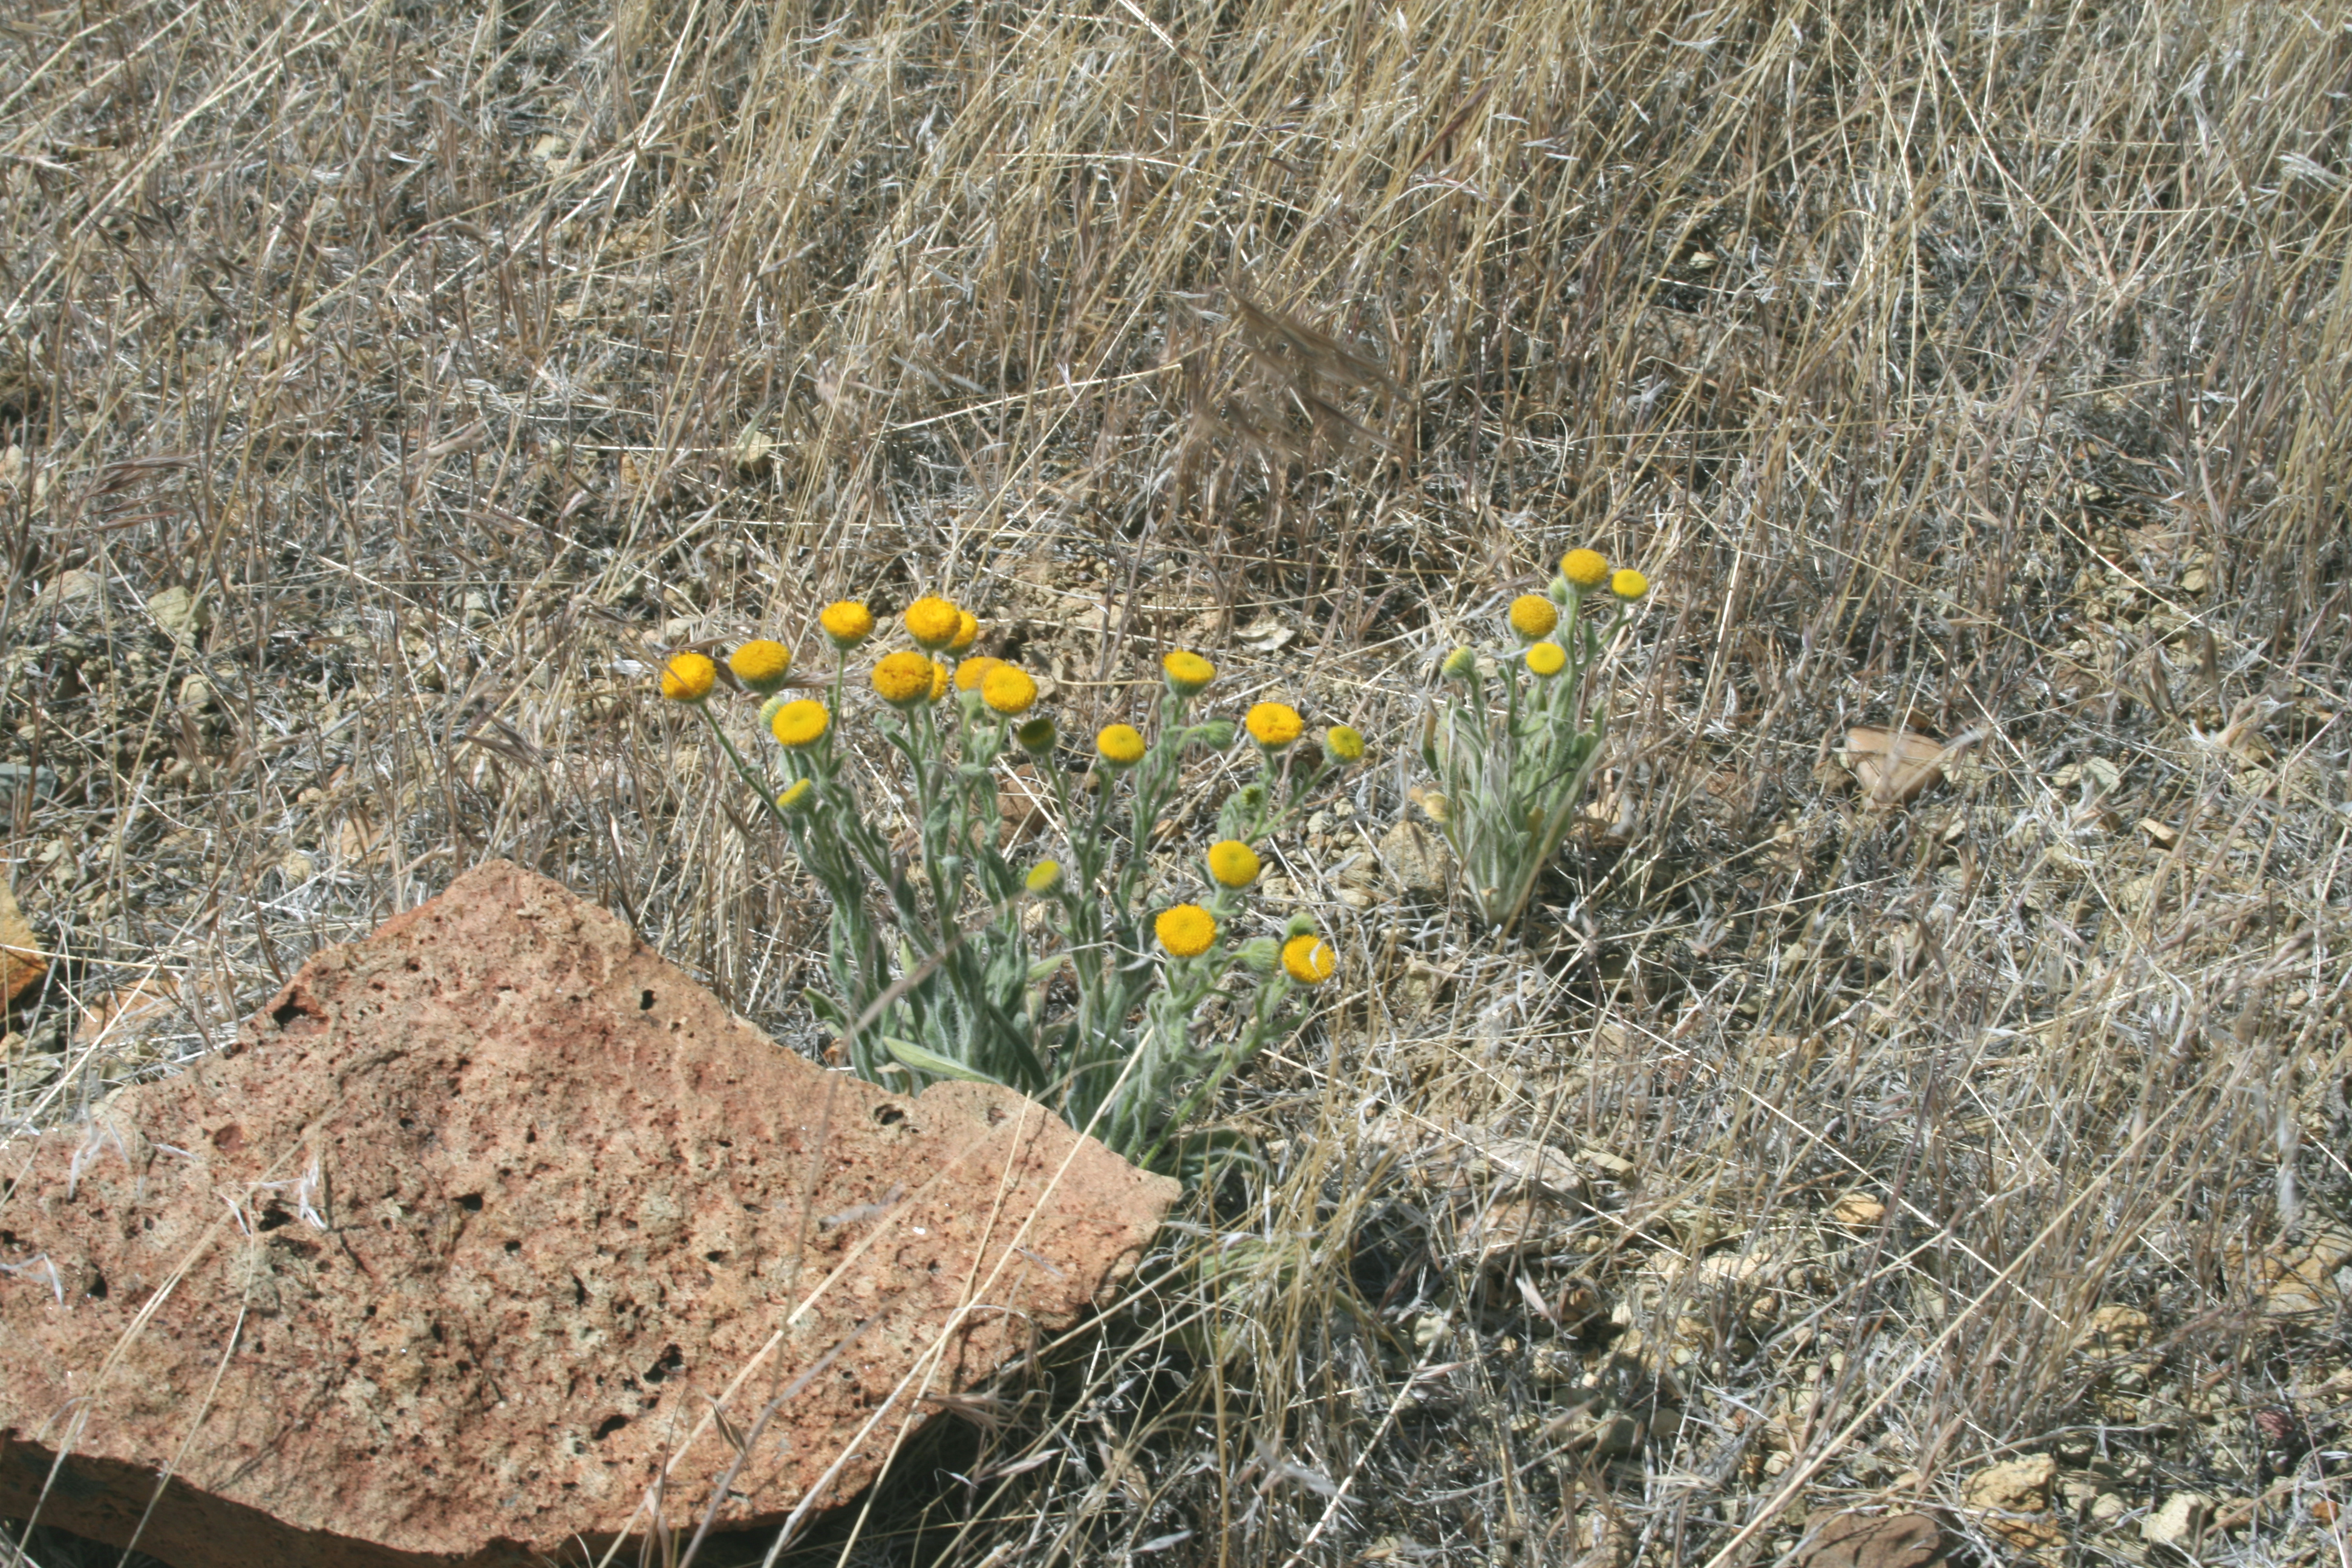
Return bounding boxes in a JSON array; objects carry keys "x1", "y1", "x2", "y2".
[
  {"x1": 660, "y1": 596, "x2": 1358, "y2": 1172},
  {"x1": 1422, "y1": 547, "x2": 1652, "y2": 930}
]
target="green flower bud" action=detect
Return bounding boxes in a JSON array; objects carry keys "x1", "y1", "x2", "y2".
[
  {"x1": 1440, "y1": 646, "x2": 1478, "y2": 680},
  {"x1": 1191, "y1": 719, "x2": 1238, "y2": 749},
  {"x1": 1014, "y1": 716, "x2": 1057, "y2": 755},
  {"x1": 1235, "y1": 936, "x2": 1281, "y2": 975}
]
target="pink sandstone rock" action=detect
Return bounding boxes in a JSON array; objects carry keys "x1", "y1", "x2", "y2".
[{"x1": 0, "y1": 861, "x2": 1177, "y2": 1567}]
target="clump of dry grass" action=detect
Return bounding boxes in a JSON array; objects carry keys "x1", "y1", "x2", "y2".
[{"x1": 4, "y1": 0, "x2": 2348, "y2": 1564}]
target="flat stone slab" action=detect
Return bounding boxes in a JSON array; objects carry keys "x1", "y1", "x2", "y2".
[{"x1": 0, "y1": 861, "x2": 1176, "y2": 1567}]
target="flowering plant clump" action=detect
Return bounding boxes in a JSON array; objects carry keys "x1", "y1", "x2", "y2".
[
  {"x1": 1422, "y1": 548, "x2": 1652, "y2": 931},
  {"x1": 659, "y1": 598, "x2": 1359, "y2": 1171}
]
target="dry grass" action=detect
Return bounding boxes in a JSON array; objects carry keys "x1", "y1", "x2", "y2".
[{"x1": 4, "y1": 0, "x2": 2350, "y2": 1563}]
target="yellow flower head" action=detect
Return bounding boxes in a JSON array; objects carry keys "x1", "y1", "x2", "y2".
[
  {"x1": 1206, "y1": 839, "x2": 1261, "y2": 889},
  {"x1": 1025, "y1": 860, "x2": 1062, "y2": 895},
  {"x1": 1155, "y1": 903, "x2": 1217, "y2": 958},
  {"x1": 1245, "y1": 702, "x2": 1304, "y2": 749},
  {"x1": 1561, "y1": 549, "x2": 1609, "y2": 589},
  {"x1": 661, "y1": 651, "x2": 716, "y2": 702},
  {"x1": 1162, "y1": 650, "x2": 1216, "y2": 696},
  {"x1": 948, "y1": 610, "x2": 980, "y2": 653},
  {"x1": 1440, "y1": 646, "x2": 1478, "y2": 680},
  {"x1": 1097, "y1": 724, "x2": 1147, "y2": 768},
  {"x1": 927, "y1": 660, "x2": 950, "y2": 702},
  {"x1": 903, "y1": 595, "x2": 962, "y2": 650},
  {"x1": 1281, "y1": 933, "x2": 1336, "y2": 985},
  {"x1": 1610, "y1": 568, "x2": 1649, "y2": 602},
  {"x1": 1508, "y1": 595, "x2": 1559, "y2": 640},
  {"x1": 1526, "y1": 641, "x2": 1567, "y2": 678},
  {"x1": 770, "y1": 699, "x2": 830, "y2": 748},
  {"x1": 728, "y1": 639, "x2": 793, "y2": 694},
  {"x1": 820, "y1": 601, "x2": 876, "y2": 650},
  {"x1": 1324, "y1": 724, "x2": 1366, "y2": 763},
  {"x1": 872, "y1": 650, "x2": 935, "y2": 707},
  {"x1": 776, "y1": 779, "x2": 814, "y2": 812},
  {"x1": 982, "y1": 664, "x2": 1039, "y2": 716},
  {"x1": 954, "y1": 655, "x2": 1005, "y2": 693}
]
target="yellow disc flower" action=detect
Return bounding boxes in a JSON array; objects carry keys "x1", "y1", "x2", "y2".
[
  {"x1": 1611, "y1": 568, "x2": 1649, "y2": 601},
  {"x1": 1324, "y1": 724, "x2": 1365, "y2": 763},
  {"x1": 1097, "y1": 724, "x2": 1146, "y2": 768},
  {"x1": 776, "y1": 779, "x2": 814, "y2": 812},
  {"x1": 1207, "y1": 840, "x2": 1261, "y2": 889},
  {"x1": 770, "y1": 699, "x2": 830, "y2": 748},
  {"x1": 1508, "y1": 595, "x2": 1559, "y2": 640},
  {"x1": 948, "y1": 610, "x2": 980, "y2": 653},
  {"x1": 820, "y1": 601, "x2": 875, "y2": 650},
  {"x1": 872, "y1": 650, "x2": 935, "y2": 707},
  {"x1": 1526, "y1": 641, "x2": 1567, "y2": 678},
  {"x1": 927, "y1": 660, "x2": 950, "y2": 702},
  {"x1": 982, "y1": 664, "x2": 1039, "y2": 716},
  {"x1": 661, "y1": 651, "x2": 716, "y2": 701},
  {"x1": 1162, "y1": 650, "x2": 1216, "y2": 696},
  {"x1": 728, "y1": 639, "x2": 792, "y2": 694},
  {"x1": 1025, "y1": 860, "x2": 1062, "y2": 894},
  {"x1": 904, "y1": 595, "x2": 962, "y2": 649},
  {"x1": 954, "y1": 655, "x2": 1005, "y2": 693},
  {"x1": 1155, "y1": 903, "x2": 1217, "y2": 958},
  {"x1": 1245, "y1": 702, "x2": 1304, "y2": 749},
  {"x1": 1561, "y1": 549, "x2": 1609, "y2": 589},
  {"x1": 1281, "y1": 933, "x2": 1336, "y2": 984}
]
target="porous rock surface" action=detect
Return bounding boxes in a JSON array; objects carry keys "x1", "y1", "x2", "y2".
[{"x1": 0, "y1": 861, "x2": 1177, "y2": 1567}]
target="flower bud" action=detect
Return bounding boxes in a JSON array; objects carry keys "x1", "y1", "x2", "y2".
[
  {"x1": 1192, "y1": 718, "x2": 1237, "y2": 749},
  {"x1": 1014, "y1": 716, "x2": 1057, "y2": 755}
]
